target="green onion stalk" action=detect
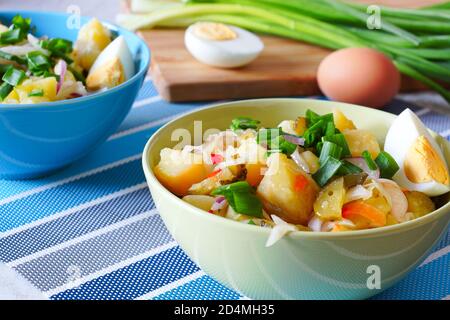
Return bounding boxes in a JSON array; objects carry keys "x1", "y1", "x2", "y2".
[{"x1": 118, "y1": 0, "x2": 450, "y2": 105}]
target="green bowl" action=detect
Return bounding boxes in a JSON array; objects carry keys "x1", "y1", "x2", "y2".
[{"x1": 142, "y1": 98, "x2": 450, "y2": 300}]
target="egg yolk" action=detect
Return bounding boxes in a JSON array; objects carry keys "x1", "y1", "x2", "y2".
[
  {"x1": 404, "y1": 135, "x2": 449, "y2": 185},
  {"x1": 86, "y1": 57, "x2": 125, "y2": 90},
  {"x1": 194, "y1": 22, "x2": 237, "y2": 41}
]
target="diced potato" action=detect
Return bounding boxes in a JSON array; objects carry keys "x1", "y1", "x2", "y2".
[
  {"x1": 15, "y1": 77, "x2": 58, "y2": 102},
  {"x1": 183, "y1": 194, "x2": 228, "y2": 216},
  {"x1": 405, "y1": 191, "x2": 435, "y2": 218},
  {"x1": 245, "y1": 163, "x2": 265, "y2": 187},
  {"x1": 343, "y1": 129, "x2": 380, "y2": 158},
  {"x1": 294, "y1": 116, "x2": 307, "y2": 136},
  {"x1": 333, "y1": 108, "x2": 356, "y2": 132},
  {"x1": 3, "y1": 89, "x2": 19, "y2": 104},
  {"x1": 386, "y1": 214, "x2": 399, "y2": 225},
  {"x1": 257, "y1": 153, "x2": 319, "y2": 225},
  {"x1": 183, "y1": 195, "x2": 216, "y2": 211},
  {"x1": 73, "y1": 18, "x2": 111, "y2": 70},
  {"x1": 364, "y1": 189, "x2": 391, "y2": 214},
  {"x1": 154, "y1": 148, "x2": 210, "y2": 196},
  {"x1": 277, "y1": 120, "x2": 297, "y2": 135},
  {"x1": 301, "y1": 151, "x2": 320, "y2": 174},
  {"x1": 313, "y1": 177, "x2": 345, "y2": 220},
  {"x1": 188, "y1": 166, "x2": 238, "y2": 195}
]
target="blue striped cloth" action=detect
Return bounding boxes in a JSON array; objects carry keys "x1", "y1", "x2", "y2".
[{"x1": 0, "y1": 79, "x2": 448, "y2": 300}]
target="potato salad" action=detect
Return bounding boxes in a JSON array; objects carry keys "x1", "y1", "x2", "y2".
[
  {"x1": 0, "y1": 15, "x2": 134, "y2": 104},
  {"x1": 154, "y1": 108, "x2": 449, "y2": 246}
]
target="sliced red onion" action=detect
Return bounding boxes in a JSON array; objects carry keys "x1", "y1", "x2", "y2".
[
  {"x1": 377, "y1": 179, "x2": 408, "y2": 222},
  {"x1": 55, "y1": 59, "x2": 67, "y2": 93},
  {"x1": 211, "y1": 196, "x2": 227, "y2": 211},
  {"x1": 283, "y1": 134, "x2": 305, "y2": 146},
  {"x1": 69, "y1": 92, "x2": 82, "y2": 98},
  {"x1": 347, "y1": 157, "x2": 380, "y2": 179},
  {"x1": 291, "y1": 148, "x2": 310, "y2": 173}
]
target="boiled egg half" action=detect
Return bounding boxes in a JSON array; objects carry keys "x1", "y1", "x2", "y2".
[
  {"x1": 384, "y1": 109, "x2": 450, "y2": 196},
  {"x1": 184, "y1": 22, "x2": 264, "y2": 68},
  {"x1": 86, "y1": 35, "x2": 135, "y2": 91}
]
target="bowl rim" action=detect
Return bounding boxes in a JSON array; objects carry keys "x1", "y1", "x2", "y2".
[
  {"x1": 142, "y1": 98, "x2": 450, "y2": 240},
  {"x1": 0, "y1": 10, "x2": 150, "y2": 111}
]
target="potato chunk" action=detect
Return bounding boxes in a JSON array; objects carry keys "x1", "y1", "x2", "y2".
[
  {"x1": 154, "y1": 148, "x2": 210, "y2": 196},
  {"x1": 257, "y1": 153, "x2": 319, "y2": 225},
  {"x1": 405, "y1": 191, "x2": 435, "y2": 218},
  {"x1": 333, "y1": 109, "x2": 356, "y2": 132},
  {"x1": 343, "y1": 129, "x2": 380, "y2": 158}
]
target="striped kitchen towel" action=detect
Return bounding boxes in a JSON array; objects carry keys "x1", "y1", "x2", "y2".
[{"x1": 0, "y1": 78, "x2": 448, "y2": 300}]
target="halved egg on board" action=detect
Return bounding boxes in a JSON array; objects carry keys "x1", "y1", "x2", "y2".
[
  {"x1": 384, "y1": 109, "x2": 450, "y2": 196},
  {"x1": 184, "y1": 22, "x2": 264, "y2": 68},
  {"x1": 86, "y1": 36, "x2": 135, "y2": 91}
]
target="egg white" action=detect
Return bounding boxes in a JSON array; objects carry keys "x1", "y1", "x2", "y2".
[
  {"x1": 184, "y1": 23, "x2": 264, "y2": 68},
  {"x1": 88, "y1": 35, "x2": 135, "y2": 81},
  {"x1": 384, "y1": 108, "x2": 450, "y2": 196}
]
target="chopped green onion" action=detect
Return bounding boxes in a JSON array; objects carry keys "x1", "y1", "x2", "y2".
[
  {"x1": 2, "y1": 66, "x2": 25, "y2": 86},
  {"x1": 41, "y1": 38, "x2": 74, "y2": 63},
  {"x1": 0, "y1": 50, "x2": 27, "y2": 65},
  {"x1": 28, "y1": 88, "x2": 44, "y2": 97},
  {"x1": 269, "y1": 135, "x2": 297, "y2": 155},
  {"x1": 313, "y1": 156, "x2": 342, "y2": 187},
  {"x1": 362, "y1": 150, "x2": 378, "y2": 170},
  {"x1": 375, "y1": 151, "x2": 400, "y2": 179},
  {"x1": 337, "y1": 159, "x2": 363, "y2": 175},
  {"x1": 0, "y1": 82, "x2": 13, "y2": 101},
  {"x1": 11, "y1": 15, "x2": 31, "y2": 34},
  {"x1": 0, "y1": 64, "x2": 11, "y2": 76},
  {"x1": 230, "y1": 116, "x2": 260, "y2": 131},
  {"x1": 0, "y1": 29, "x2": 22, "y2": 44},
  {"x1": 322, "y1": 133, "x2": 351, "y2": 157},
  {"x1": 305, "y1": 109, "x2": 321, "y2": 126},
  {"x1": 26, "y1": 51, "x2": 51, "y2": 75},
  {"x1": 324, "y1": 121, "x2": 335, "y2": 136},
  {"x1": 319, "y1": 141, "x2": 342, "y2": 165},
  {"x1": 248, "y1": 219, "x2": 256, "y2": 225},
  {"x1": 212, "y1": 181, "x2": 263, "y2": 218}
]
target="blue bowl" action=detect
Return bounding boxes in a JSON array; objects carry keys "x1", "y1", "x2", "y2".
[{"x1": 0, "y1": 11, "x2": 150, "y2": 179}]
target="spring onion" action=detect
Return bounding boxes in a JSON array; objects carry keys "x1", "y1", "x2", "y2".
[
  {"x1": 362, "y1": 150, "x2": 378, "y2": 171},
  {"x1": 322, "y1": 133, "x2": 350, "y2": 157},
  {"x1": 28, "y1": 89, "x2": 44, "y2": 97},
  {"x1": 2, "y1": 66, "x2": 25, "y2": 86},
  {"x1": 375, "y1": 151, "x2": 400, "y2": 179},
  {"x1": 212, "y1": 181, "x2": 263, "y2": 217},
  {"x1": 319, "y1": 141, "x2": 343, "y2": 165},
  {"x1": 337, "y1": 159, "x2": 363, "y2": 175},
  {"x1": 230, "y1": 117, "x2": 260, "y2": 131},
  {"x1": 26, "y1": 51, "x2": 51, "y2": 75},
  {"x1": 118, "y1": 0, "x2": 450, "y2": 105},
  {"x1": 313, "y1": 156, "x2": 342, "y2": 187},
  {"x1": 0, "y1": 82, "x2": 13, "y2": 101}
]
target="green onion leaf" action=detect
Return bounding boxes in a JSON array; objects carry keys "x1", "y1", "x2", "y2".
[
  {"x1": 248, "y1": 219, "x2": 256, "y2": 225},
  {"x1": 11, "y1": 15, "x2": 31, "y2": 34},
  {"x1": 2, "y1": 66, "x2": 25, "y2": 86},
  {"x1": 325, "y1": 121, "x2": 336, "y2": 136},
  {"x1": 0, "y1": 50, "x2": 27, "y2": 65},
  {"x1": 362, "y1": 150, "x2": 378, "y2": 170},
  {"x1": 26, "y1": 51, "x2": 51, "y2": 75},
  {"x1": 322, "y1": 133, "x2": 351, "y2": 157},
  {"x1": 28, "y1": 88, "x2": 44, "y2": 97},
  {"x1": 230, "y1": 116, "x2": 260, "y2": 131},
  {"x1": 337, "y1": 159, "x2": 363, "y2": 175},
  {"x1": 313, "y1": 156, "x2": 342, "y2": 187},
  {"x1": 319, "y1": 141, "x2": 343, "y2": 165},
  {"x1": 375, "y1": 151, "x2": 400, "y2": 179},
  {"x1": 212, "y1": 181, "x2": 263, "y2": 218},
  {"x1": 0, "y1": 29, "x2": 22, "y2": 44},
  {"x1": 0, "y1": 82, "x2": 13, "y2": 101}
]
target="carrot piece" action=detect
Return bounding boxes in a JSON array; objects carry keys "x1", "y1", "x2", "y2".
[
  {"x1": 342, "y1": 200, "x2": 387, "y2": 228},
  {"x1": 294, "y1": 174, "x2": 309, "y2": 192},
  {"x1": 207, "y1": 169, "x2": 222, "y2": 178}
]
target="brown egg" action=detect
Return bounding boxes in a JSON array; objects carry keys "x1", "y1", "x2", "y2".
[{"x1": 317, "y1": 47, "x2": 401, "y2": 108}]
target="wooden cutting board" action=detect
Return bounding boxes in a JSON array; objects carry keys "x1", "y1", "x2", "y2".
[{"x1": 134, "y1": 0, "x2": 444, "y2": 102}]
